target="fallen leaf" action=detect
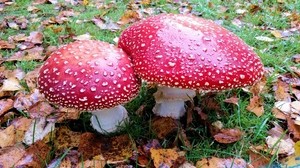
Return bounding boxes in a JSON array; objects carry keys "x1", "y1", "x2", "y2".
[
  {"x1": 151, "y1": 116, "x2": 178, "y2": 139},
  {"x1": 270, "y1": 30, "x2": 283, "y2": 38},
  {"x1": 15, "y1": 140, "x2": 51, "y2": 167},
  {"x1": 266, "y1": 123, "x2": 295, "y2": 155},
  {"x1": 196, "y1": 157, "x2": 247, "y2": 168},
  {"x1": 23, "y1": 67, "x2": 40, "y2": 91},
  {"x1": 0, "y1": 40, "x2": 15, "y2": 49},
  {"x1": 213, "y1": 128, "x2": 243, "y2": 144},
  {"x1": 223, "y1": 96, "x2": 239, "y2": 105},
  {"x1": 248, "y1": 150, "x2": 270, "y2": 168},
  {"x1": 28, "y1": 101, "x2": 55, "y2": 118},
  {"x1": 274, "y1": 101, "x2": 291, "y2": 114},
  {"x1": 14, "y1": 89, "x2": 44, "y2": 111},
  {"x1": 287, "y1": 117, "x2": 300, "y2": 141},
  {"x1": 246, "y1": 96, "x2": 264, "y2": 117},
  {"x1": 92, "y1": 17, "x2": 120, "y2": 31},
  {"x1": 6, "y1": 46, "x2": 44, "y2": 61},
  {"x1": 25, "y1": 31, "x2": 43, "y2": 44},
  {"x1": 0, "y1": 144, "x2": 26, "y2": 167},
  {"x1": 78, "y1": 133, "x2": 133, "y2": 164},
  {"x1": 12, "y1": 117, "x2": 33, "y2": 142},
  {"x1": 292, "y1": 54, "x2": 300, "y2": 63},
  {"x1": 255, "y1": 36, "x2": 274, "y2": 42},
  {"x1": 79, "y1": 155, "x2": 106, "y2": 168},
  {"x1": 150, "y1": 148, "x2": 179, "y2": 168},
  {"x1": 118, "y1": 10, "x2": 142, "y2": 25},
  {"x1": 271, "y1": 108, "x2": 286, "y2": 120},
  {"x1": 73, "y1": 33, "x2": 92, "y2": 41},
  {"x1": 23, "y1": 118, "x2": 55, "y2": 145},
  {"x1": 274, "y1": 79, "x2": 291, "y2": 101},
  {"x1": 54, "y1": 126, "x2": 81, "y2": 152},
  {"x1": 0, "y1": 99, "x2": 14, "y2": 116},
  {"x1": 48, "y1": 106, "x2": 81, "y2": 123},
  {"x1": 0, "y1": 125, "x2": 16, "y2": 148},
  {"x1": 48, "y1": 150, "x2": 79, "y2": 168}
]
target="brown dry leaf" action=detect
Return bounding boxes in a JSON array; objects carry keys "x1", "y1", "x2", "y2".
[
  {"x1": 79, "y1": 133, "x2": 133, "y2": 164},
  {"x1": 223, "y1": 96, "x2": 239, "y2": 105},
  {"x1": 6, "y1": 46, "x2": 44, "y2": 61},
  {"x1": 248, "y1": 150, "x2": 270, "y2": 168},
  {"x1": 28, "y1": 101, "x2": 55, "y2": 118},
  {"x1": 287, "y1": 117, "x2": 300, "y2": 141},
  {"x1": 0, "y1": 144, "x2": 26, "y2": 167},
  {"x1": 48, "y1": 106, "x2": 81, "y2": 123},
  {"x1": 118, "y1": 10, "x2": 142, "y2": 25},
  {"x1": 14, "y1": 89, "x2": 44, "y2": 111},
  {"x1": 213, "y1": 128, "x2": 243, "y2": 144},
  {"x1": 15, "y1": 140, "x2": 51, "y2": 167},
  {"x1": 48, "y1": 150, "x2": 79, "y2": 168},
  {"x1": 23, "y1": 67, "x2": 40, "y2": 91},
  {"x1": 0, "y1": 77, "x2": 23, "y2": 92},
  {"x1": 246, "y1": 96, "x2": 264, "y2": 117},
  {"x1": 270, "y1": 30, "x2": 283, "y2": 38},
  {"x1": 151, "y1": 117, "x2": 178, "y2": 139},
  {"x1": 79, "y1": 155, "x2": 106, "y2": 168},
  {"x1": 8, "y1": 33, "x2": 27, "y2": 42},
  {"x1": 292, "y1": 54, "x2": 300, "y2": 63},
  {"x1": 0, "y1": 99, "x2": 14, "y2": 116},
  {"x1": 92, "y1": 17, "x2": 120, "y2": 31},
  {"x1": 266, "y1": 123, "x2": 295, "y2": 155},
  {"x1": 271, "y1": 108, "x2": 286, "y2": 120},
  {"x1": 0, "y1": 125, "x2": 16, "y2": 148},
  {"x1": 54, "y1": 126, "x2": 81, "y2": 152},
  {"x1": 0, "y1": 40, "x2": 15, "y2": 49},
  {"x1": 23, "y1": 118, "x2": 55, "y2": 145},
  {"x1": 196, "y1": 157, "x2": 247, "y2": 168},
  {"x1": 274, "y1": 79, "x2": 291, "y2": 101},
  {"x1": 25, "y1": 31, "x2": 43, "y2": 44},
  {"x1": 150, "y1": 148, "x2": 179, "y2": 168},
  {"x1": 12, "y1": 117, "x2": 33, "y2": 142},
  {"x1": 248, "y1": 4, "x2": 261, "y2": 14}
]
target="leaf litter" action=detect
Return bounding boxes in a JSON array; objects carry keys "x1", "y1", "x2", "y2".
[{"x1": 0, "y1": 0, "x2": 300, "y2": 167}]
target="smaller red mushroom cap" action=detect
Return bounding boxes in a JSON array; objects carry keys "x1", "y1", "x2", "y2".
[
  {"x1": 118, "y1": 14, "x2": 264, "y2": 90},
  {"x1": 38, "y1": 40, "x2": 141, "y2": 111}
]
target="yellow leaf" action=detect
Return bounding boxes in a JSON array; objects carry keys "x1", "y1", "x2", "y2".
[
  {"x1": 83, "y1": 0, "x2": 89, "y2": 6},
  {"x1": 150, "y1": 148, "x2": 179, "y2": 168}
]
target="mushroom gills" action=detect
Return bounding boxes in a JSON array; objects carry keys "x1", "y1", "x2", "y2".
[
  {"x1": 90, "y1": 105, "x2": 128, "y2": 133},
  {"x1": 152, "y1": 86, "x2": 196, "y2": 119}
]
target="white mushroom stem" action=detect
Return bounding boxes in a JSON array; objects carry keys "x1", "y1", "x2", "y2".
[
  {"x1": 90, "y1": 105, "x2": 128, "y2": 133},
  {"x1": 152, "y1": 86, "x2": 196, "y2": 119}
]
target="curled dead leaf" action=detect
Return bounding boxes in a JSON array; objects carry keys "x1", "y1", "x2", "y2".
[
  {"x1": 0, "y1": 40, "x2": 15, "y2": 49},
  {"x1": 15, "y1": 140, "x2": 51, "y2": 167},
  {"x1": 246, "y1": 96, "x2": 264, "y2": 117},
  {"x1": 150, "y1": 148, "x2": 180, "y2": 168},
  {"x1": 151, "y1": 116, "x2": 178, "y2": 139},
  {"x1": 196, "y1": 157, "x2": 247, "y2": 168},
  {"x1": 213, "y1": 128, "x2": 243, "y2": 144},
  {"x1": 0, "y1": 144, "x2": 26, "y2": 167},
  {"x1": 0, "y1": 99, "x2": 14, "y2": 116}
]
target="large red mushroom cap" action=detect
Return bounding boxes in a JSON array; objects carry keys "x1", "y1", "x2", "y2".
[
  {"x1": 38, "y1": 40, "x2": 141, "y2": 111},
  {"x1": 118, "y1": 14, "x2": 264, "y2": 90}
]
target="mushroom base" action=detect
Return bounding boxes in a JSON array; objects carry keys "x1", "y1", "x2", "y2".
[
  {"x1": 152, "y1": 86, "x2": 196, "y2": 119},
  {"x1": 90, "y1": 105, "x2": 128, "y2": 133}
]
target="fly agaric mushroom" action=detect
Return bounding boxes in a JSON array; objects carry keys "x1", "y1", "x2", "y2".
[
  {"x1": 118, "y1": 14, "x2": 264, "y2": 119},
  {"x1": 38, "y1": 40, "x2": 141, "y2": 133}
]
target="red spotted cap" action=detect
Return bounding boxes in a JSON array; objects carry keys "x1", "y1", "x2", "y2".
[
  {"x1": 38, "y1": 40, "x2": 141, "y2": 110},
  {"x1": 118, "y1": 14, "x2": 264, "y2": 90}
]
